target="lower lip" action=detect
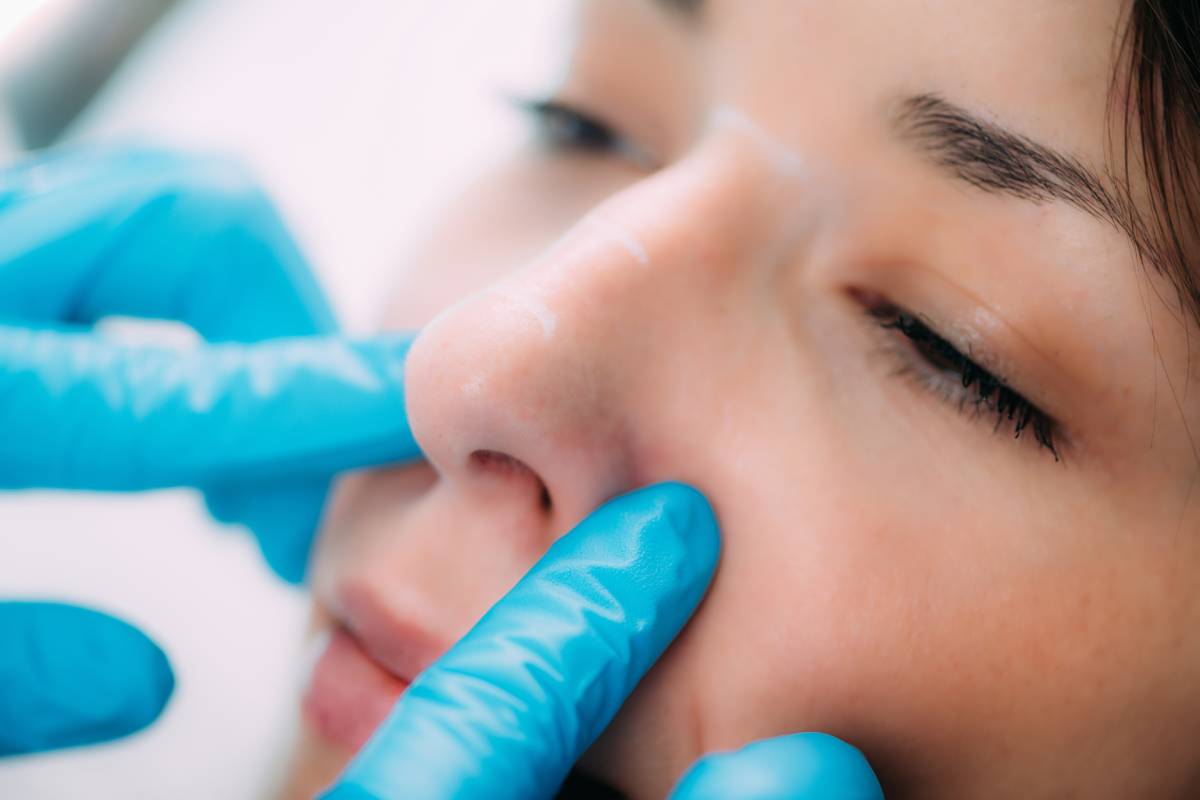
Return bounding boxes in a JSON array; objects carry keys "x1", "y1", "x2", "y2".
[{"x1": 301, "y1": 627, "x2": 410, "y2": 751}]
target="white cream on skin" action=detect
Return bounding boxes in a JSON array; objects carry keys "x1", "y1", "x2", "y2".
[
  {"x1": 487, "y1": 285, "x2": 559, "y2": 340},
  {"x1": 586, "y1": 213, "x2": 651, "y2": 267},
  {"x1": 708, "y1": 104, "x2": 809, "y2": 181},
  {"x1": 461, "y1": 373, "x2": 487, "y2": 399},
  {"x1": 474, "y1": 107, "x2": 809, "y2": 349}
]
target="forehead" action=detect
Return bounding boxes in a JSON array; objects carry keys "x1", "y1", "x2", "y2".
[
  {"x1": 617, "y1": 0, "x2": 1130, "y2": 163},
  {"x1": 704, "y1": 0, "x2": 1126, "y2": 72}
]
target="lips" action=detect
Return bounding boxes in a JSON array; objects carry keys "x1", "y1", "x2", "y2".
[
  {"x1": 302, "y1": 619, "x2": 625, "y2": 798},
  {"x1": 301, "y1": 627, "x2": 411, "y2": 751},
  {"x1": 301, "y1": 576, "x2": 454, "y2": 753}
]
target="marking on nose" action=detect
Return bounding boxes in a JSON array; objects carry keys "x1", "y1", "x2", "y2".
[
  {"x1": 488, "y1": 286, "x2": 558, "y2": 340},
  {"x1": 462, "y1": 374, "x2": 487, "y2": 398},
  {"x1": 709, "y1": 104, "x2": 807, "y2": 180},
  {"x1": 587, "y1": 214, "x2": 650, "y2": 267}
]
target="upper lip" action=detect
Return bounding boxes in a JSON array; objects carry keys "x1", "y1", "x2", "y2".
[{"x1": 330, "y1": 581, "x2": 449, "y2": 685}]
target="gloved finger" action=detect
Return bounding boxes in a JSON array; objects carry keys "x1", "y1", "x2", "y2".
[
  {"x1": 322, "y1": 482, "x2": 722, "y2": 800},
  {"x1": 0, "y1": 147, "x2": 336, "y2": 341},
  {"x1": 0, "y1": 326, "x2": 419, "y2": 491},
  {"x1": 0, "y1": 602, "x2": 174, "y2": 757},
  {"x1": 670, "y1": 733, "x2": 884, "y2": 800},
  {"x1": 204, "y1": 477, "x2": 332, "y2": 584}
]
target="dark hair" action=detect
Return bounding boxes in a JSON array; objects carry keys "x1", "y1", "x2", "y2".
[{"x1": 1117, "y1": 2, "x2": 1200, "y2": 325}]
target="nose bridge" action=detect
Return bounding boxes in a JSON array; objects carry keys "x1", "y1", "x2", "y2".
[
  {"x1": 588, "y1": 117, "x2": 810, "y2": 291},
  {"x1": 517, "y1": 118, "x2": 809, "y2": 352},
  {"x1": 403, "y1": 121, "x2": 809, "y2": 525}
]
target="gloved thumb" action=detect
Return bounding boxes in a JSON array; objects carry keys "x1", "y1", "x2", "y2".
[
  {"x1": 669, "y1": 733, "x2": 884, "y2": 800},
  {"x1": 0, "y1": 602, "x2": 175, "y2": 757}
]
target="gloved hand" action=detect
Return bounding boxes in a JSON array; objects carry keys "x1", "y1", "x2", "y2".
[
  {"x1": 320, "y1": 483, "x2": 883, "y2": 800},
  {"x1": 0, "y1": 147, "x2": 421, "y2": 756},
  {"x1": 0, "y1": 603, "x2": 173, "y2": 758},
  {"x1": 670, "y1": 734, "x2": 883, "y2": 800},
  {"x1": 0, "y1": 146, "x2": 421, "y2": 577}
]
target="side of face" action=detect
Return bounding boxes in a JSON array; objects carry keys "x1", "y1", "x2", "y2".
[{"x1": 289, "y1": 2, "x2": 1200, "y2": 798}]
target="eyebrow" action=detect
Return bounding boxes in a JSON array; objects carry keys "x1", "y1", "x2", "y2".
[{"x1": 893, "y1": 93, "x2": 1128, "y2": 235}]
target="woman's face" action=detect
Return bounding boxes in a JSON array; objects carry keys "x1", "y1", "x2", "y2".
[{"x1": 280, "y1": 1, "x2": 1200, "y2": 797}]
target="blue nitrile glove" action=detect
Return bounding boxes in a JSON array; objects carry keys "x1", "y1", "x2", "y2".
[
  {"x1": 321, "y1": 482, "x2": 722, "y2": 800},
  {"x1": 321, "y1": 482, "x2": 882, "y2": 800},
  {"x1": 0, "y1": 146, "x2": 420, "y2": 579},
  {"x1": 0, "y1": 603, "x2": 173, "y2": 757},
  {"x1": 0, "y1": 147, "x2": 421, "y2": 756},
  {"x1": 670, "y1": 733, "x2": 883, "y2": 800}
]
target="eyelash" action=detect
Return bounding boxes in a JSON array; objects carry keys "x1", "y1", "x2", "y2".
[
  {"x1": 518, "y1": 98, "x2": 662, "y2": 171},
  {"x1": 867, "y1": 303, "x2": 1061, "y2": 460},
  {"x1": 519, "y1": 98, "x2": 621, "y2": 152}
]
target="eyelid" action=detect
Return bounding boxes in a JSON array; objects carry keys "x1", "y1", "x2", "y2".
[
  {"x1": 851, "y1": 287, "x2": 998, "y2": 371},
  {"x1": 513, "y1": 94, "x2": 661, "y2": 170},
  {"x1": 854, "y1": 290, "x2": 1022, "y2": 403},
  {"x1": 896, "y1": 265, "x2": 1073, "y2": 392},
  {"x1": 847, "y1": 277, "x2": 1067, "y2": 414},
  {"x1": 852, "y1": 288, "x2": 1065, "y2": 460}
]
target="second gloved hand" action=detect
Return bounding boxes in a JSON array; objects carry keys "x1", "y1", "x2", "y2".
[
  {"x1": 0, "y1": 147, "x2": 422, "y2": 758},
  {"x1": 0, "y1": 603, "x2": 172, "y2": 757},
  {"x1": 0, "y1": 146, "x2": 423, "y2": 581},
  {"x1": 669, "y1": 733, "x2": 882, "y2": 800}
]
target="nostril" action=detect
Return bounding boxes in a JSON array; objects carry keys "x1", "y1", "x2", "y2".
[
  {"x1": 469, "y1": 449, "x2": 532, "y2": 477},
  {"x1": 469, "y1": 450, "x2": 553, "y2": 512}
]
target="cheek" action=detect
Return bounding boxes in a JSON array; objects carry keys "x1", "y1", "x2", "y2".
[{"x1": 592, "y1": 406, "x2": 1200, "y2": 795}]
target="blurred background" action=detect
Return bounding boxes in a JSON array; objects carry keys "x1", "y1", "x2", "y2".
[{"x1": 0, "y1": 1, "x2": 563, "y2": 796}]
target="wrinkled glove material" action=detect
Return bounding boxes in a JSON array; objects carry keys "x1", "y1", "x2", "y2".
[{"x1": 324, "y1": 482, "x2": 721, "y2": 800}]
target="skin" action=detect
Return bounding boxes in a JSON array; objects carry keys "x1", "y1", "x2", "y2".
[{"x1": 278, "y1": 1, "x2": 1200, "y2": 797}]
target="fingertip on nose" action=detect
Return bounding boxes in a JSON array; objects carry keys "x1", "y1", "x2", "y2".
[
  {"x1": 633, "y1": 479, "x2": 719, "y2": 541},
  {"x1": 596, "y1": 481, "x2": 723, "y2": 599},
  {"x1": 643, "y1": 480, "x2": 722, "y2": 584}
]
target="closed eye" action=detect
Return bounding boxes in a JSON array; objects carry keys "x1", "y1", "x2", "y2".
[
  {"x1": 515, "y1": 97, "x2": 656, "y2": 169},
  {"x1": 865, "y1": 300, "x2": 1061, "y2": 460},
  {"x1": 519, "y1": 99, "x2": 621, "y2": 151}
]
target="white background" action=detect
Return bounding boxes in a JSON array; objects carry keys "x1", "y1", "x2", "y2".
[{"x1": 0, "y1": 1, "x2": 565, "y2": 796}]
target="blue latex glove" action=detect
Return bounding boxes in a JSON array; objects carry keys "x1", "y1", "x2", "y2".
[
  {"x1": 670, "y1": 733, "x2": 883, "y2": 800},
  {"x1": 0, "y1": 147, "x2": 421, "y2": 756},
  {"x1": 0, "y1": 603, "x2": 173, "y2": 757},
  {"x1": 0, "y1": 146, "x2": 421, "y2": 578},
  {"x1": 321, "y1": 482, "x2": 883, "y2": 799}
]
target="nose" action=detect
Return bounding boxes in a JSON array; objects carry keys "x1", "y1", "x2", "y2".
[
  {"x1": 402, "y1": 274, "x2": 631, "y2": 542},
  {"x1": 403, "y1": 124, "x2": 802, "y2": 539}
]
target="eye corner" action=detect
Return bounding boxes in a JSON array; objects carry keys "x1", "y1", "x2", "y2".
[{"x1": 845, "y1": 285, "x2": 889, "y2": 312}]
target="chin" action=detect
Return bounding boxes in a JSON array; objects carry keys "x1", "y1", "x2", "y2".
[
  {"x1": 272, "y1": 726, "x2": 353, "y2": 800},
  {"x1": 273, "y1": 713, "x2": 630, "y2": 800}
]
